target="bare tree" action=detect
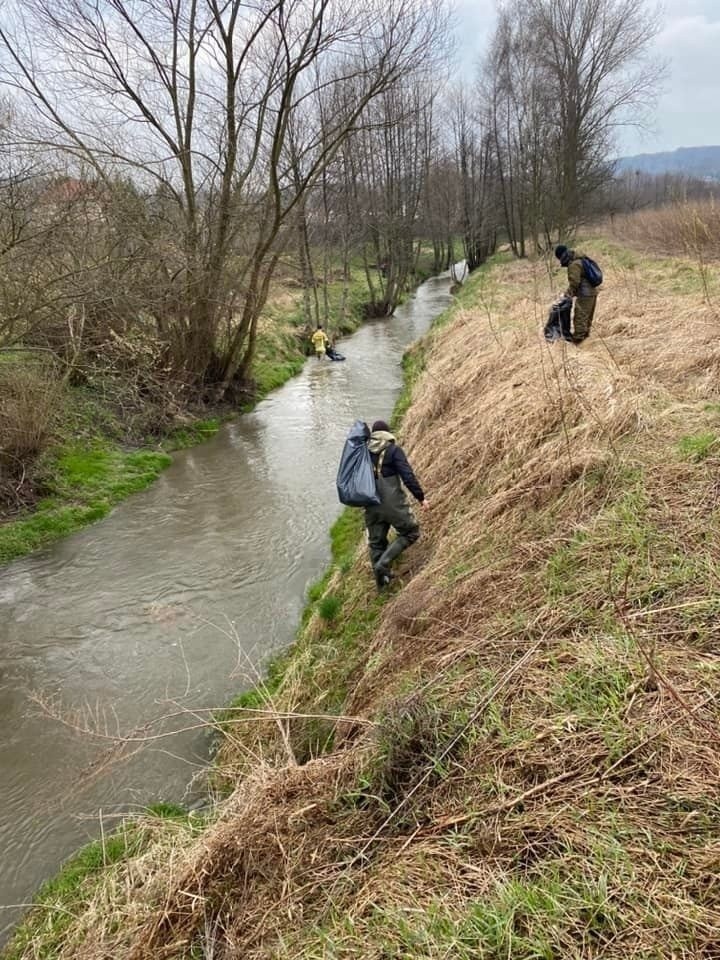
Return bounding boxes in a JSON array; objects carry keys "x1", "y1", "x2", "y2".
[
  {"x1": 483, "y1": 0, "x2": 664, "y2": 247},
  {"x1": 452, "y1": 93, "x2": 498, "y2": 273},
  {"x1": 0, "y1": 0, "x2": 449, "y2": 400},
  {"x1": 529, "y1": 0, "x2": 664, "y2": 239},
  {"x1": 422, "y1": 144, "x2": 462, "y2": 273},
  {"x1": 341, "y1": 77, "x2": 440, "y2": 316},
  {"x1": 485, "y1": 8, "x2": 554, "y2": 256}
]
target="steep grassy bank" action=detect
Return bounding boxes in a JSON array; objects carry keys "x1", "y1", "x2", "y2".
[
  {"x1": 0, "y1": 255, "x2": 435, "y2": 566},
  {"x1": 6, "y1": 243, "x2": 720, "y2": 959}
]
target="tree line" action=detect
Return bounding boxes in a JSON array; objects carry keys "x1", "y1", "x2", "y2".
[{"x1": 0, "y1": 0, "x2": 677, "y2": 408}]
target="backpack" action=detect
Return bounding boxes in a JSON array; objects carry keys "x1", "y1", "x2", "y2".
[
  {"x1": 336, "y1": 420, "x2": 381, "y2": 507},
  {"x1": 581, "y1": 256, "x2": 603, "y2": 287}
]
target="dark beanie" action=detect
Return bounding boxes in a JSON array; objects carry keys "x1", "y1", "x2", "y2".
[
  {"x1": 554, "y1": 244, "x2": 568, "y2": 260},
  {"x1": 372, "y1": 420, "x2": 390, "y2": 432}
]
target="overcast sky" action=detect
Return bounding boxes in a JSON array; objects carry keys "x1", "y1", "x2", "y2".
[{"x1": 453, "y1": 0, "x2": 720, "y2": 157}]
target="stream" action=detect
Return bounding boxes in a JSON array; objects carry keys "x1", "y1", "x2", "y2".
[{"x1": 0, "y1": 267, "x2": 459, "y2": 942}]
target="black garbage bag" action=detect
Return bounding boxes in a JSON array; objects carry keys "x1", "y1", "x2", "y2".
[
  {"x1": 544, "y1": 296, "x2": 573, "y2": 341},
  {"x1": 336, "y1": 420, "x2": 380, "y2": 507},
  {"x1": 326, "y1": 345, "x2": 346, "y2": 361}
]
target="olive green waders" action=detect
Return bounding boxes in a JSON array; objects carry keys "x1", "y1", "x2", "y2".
[
  {"x1": 573, "y1": 294, "x2": 598, "y2": 341},
  {"x1": 364, "y1": 473, "x2": 419, "y2": 586}
]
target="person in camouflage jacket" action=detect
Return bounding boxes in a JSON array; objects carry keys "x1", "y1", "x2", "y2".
[{"x1": 554, "y1": 245, "x2": 600, "y2": 342}]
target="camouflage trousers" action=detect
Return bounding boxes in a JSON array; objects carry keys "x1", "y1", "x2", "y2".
[{"x1": 573, "y1": 295, "x2": 598, "y2": 340}]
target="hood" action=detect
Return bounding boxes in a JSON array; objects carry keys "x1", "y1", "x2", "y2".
[{"x1": 368, "y1": 429, "x2": 395, "y2": 454}]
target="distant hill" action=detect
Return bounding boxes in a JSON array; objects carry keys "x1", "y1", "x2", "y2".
[{"x1": 616, "y1": 146, "x2": 720, "y2": 180}]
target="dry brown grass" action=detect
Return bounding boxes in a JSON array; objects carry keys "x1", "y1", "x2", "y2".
[
  {"x1": 0, "y1": 359, "x2": 60, "y2": 510},
  {"x1": 371, "y1": 250, "x2": 720, "y2": 680},
  {"x1": 0, "y1": 361, "x2": 59, "y2": 465},
  {"x1": 605, "y1": 198, "x2": 720, "y2": 262},
  {"x1": 10, "y1": 244, "x2": 720, "y2": 959}
]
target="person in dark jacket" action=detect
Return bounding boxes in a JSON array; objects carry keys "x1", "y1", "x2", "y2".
[
  {"x1": 365, "y1": 419, "x2": 429, "y2": 590},
  {"x1": 555, "y1": 245, "x2": 600, "y2": 342}
]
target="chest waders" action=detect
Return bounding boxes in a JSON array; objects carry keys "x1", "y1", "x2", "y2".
[
  {"x1": 364, "y1": 452, "x2": 420, "y2": 585},
  {"x1": 572, "y1": 294, "x2": 597, "y2": 341},
  {"x1": 568, "y1": 258, "x2": 599, "y2": 342}
]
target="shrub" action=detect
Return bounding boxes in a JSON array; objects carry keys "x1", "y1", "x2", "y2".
[
  {"x1": 613, "y1": 199, "x2": 720, "y2": 259},
  {"x1": 0, "y1": 359, "x2": 60, "y2": 478}
]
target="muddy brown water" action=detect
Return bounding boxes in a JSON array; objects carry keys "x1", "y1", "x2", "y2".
[{"x1": 0, "y1": 268, "x2": 460, "y2": 942}]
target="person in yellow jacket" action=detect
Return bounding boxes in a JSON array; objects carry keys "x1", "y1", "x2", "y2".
[{"x1": 311, "y1": 324, "x2": 329, "y2": 359}]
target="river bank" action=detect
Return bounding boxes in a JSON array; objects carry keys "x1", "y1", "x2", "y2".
[
  {"x1": 6, "y1": 240, "x2": 720, "y2": 959},
  {"x1": 0, "y1": 261, "x2": 456, "y2": 950},
  {"x1": 0, "y1": 254, "x2": 438, "y2": 566}
]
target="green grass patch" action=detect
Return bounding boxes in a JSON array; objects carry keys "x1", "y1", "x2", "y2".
[
  {"x1": 280, "y1": 864, "x2": 626, "y2": 960},
  {"x1": 543, "y1": 474, "x2": 709, "y2": 615},
  {"x1": 330, "y1": 509, "x2": 364, "y2": 565},
  {"x1": 677, "y1": 431, "x2": 719, "y2": 462},
  {"x1": 301, "y1": 510, "x2": 364, "y2": 620},
  {"x1": 545, "y1": 530, "x2": 591, "y2": 599},
  {"x1": 2, "y1": 825, "x2": 147, "y2": 960},
  {"x1": 144, "y1": 801, "x2": 189, "y2": 820},
  {"x1": 161, "y1": 417, "x2": 223, "y2": 450},
  {"x1": 393, "y1": 343, "x2": 429, "y2": 426},
  {"x1": 306, "y1": 570, "x2": 333, "y2": 609},
  {"x1": 553, "y1": 658, "x2": 634, "y2": 720},
  {"x1": 0, "y1": 445, "x2": 171, "y2": 565},
  {"x1": 297, "y1": 582, "x2": 383, "y2": 717},
  {"x1": 252, "y1": 355, "x2": 306, "y2": 396},
  {"x1": 216, "y1": 651, "x2": 288, "y2": 728},
  {"x1": 318, "y1": 594, "x2": 341, "y2": 621}
]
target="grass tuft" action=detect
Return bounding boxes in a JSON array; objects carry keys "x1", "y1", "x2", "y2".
[
  {"x1": 677, "y1": 431, "x2": 718, "y2": 462},
  {"x1": 318, "y1": 594, "x2": 341, "y2": 621}
]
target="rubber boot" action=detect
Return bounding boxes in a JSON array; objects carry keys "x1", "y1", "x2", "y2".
[
  {"x1": 377, "y1": 534, "x2": 412, "y2": 571},
  {"x1": 374, "y1": 541, "x2": 403, "y2": 590},
  {"x1": 375, "y1": 530, "x2": 419, "y2": 588},
  {"x1": 374, "y1": 565, "x2": 394, "y2": 591}
]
